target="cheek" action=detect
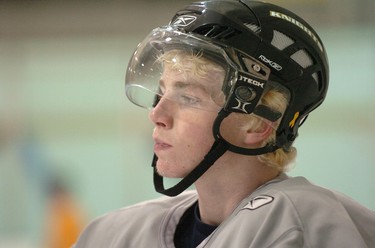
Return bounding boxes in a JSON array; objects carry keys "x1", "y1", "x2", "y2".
[
  {"x1": 217, "y1": 114, "x2": 250, "y2": 147},
  {"x1": 184, "y1": 135, "x2": 213, "y2": 156},
  {"x1": 182, "y1": 121, "x2": 215, "y2": 154},
  {"x1": 156, "y1": 112, "x2": 217, "y2": 178}
]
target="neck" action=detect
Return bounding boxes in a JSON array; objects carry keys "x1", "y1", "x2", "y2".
[{"x1": 194, "y1": 151, "x2": 279, "y2": 226}]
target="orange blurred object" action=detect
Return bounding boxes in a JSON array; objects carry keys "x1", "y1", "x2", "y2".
[{"x1": 44, "y1": 183, "x2": 86, "y2": 248}]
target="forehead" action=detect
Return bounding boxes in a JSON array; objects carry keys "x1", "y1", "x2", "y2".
[
  {"x1": 159, "y1": 52, "x2": 226, "y2": 93},
  {"x1": 160, "y1": 65, "x2": 221, "y2": 90}
]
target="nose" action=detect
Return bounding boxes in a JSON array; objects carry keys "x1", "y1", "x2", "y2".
[{"x1": 149, "y1": 97, "x2": 173, "y2": 129}]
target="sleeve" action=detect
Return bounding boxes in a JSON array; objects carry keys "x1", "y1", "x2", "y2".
[
  {"x1": 268, "y1": 228, "x2": 304, "y2": 247},
  {"x1": 73, "y1": 215, "x2": 112, "y2": 248},
  {"x1": 333, "y1": 191, "x2": 375, "y2": 247},
  {"x1": 286, "y1": 186, "x2": 373, "y2": 248}
]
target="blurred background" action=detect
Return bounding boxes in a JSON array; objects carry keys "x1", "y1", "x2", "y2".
[{"x1": 0, "y1": 0, "x2": 374, "y2": 247}]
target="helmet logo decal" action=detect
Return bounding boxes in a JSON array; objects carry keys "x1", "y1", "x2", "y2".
[
  {"x1": 258, "y1": 55, "x2": 283, "y2": 71},
  {"x1": 171, "y1": 15, "x2": 197, "y2": 27},
  {"x1": 232, "y1": 98, "x2": 251, "y2": 114},
  {"x1": 225, "y1": 72, "x2": 266, "y2": 114},
  {"x1": 231, "y1": 75, "x2": 263, "y2": 114},
  {"x1": 238, "y1": 74, "x2": 264, "y2": 88},
  {"x1": 289, "y1": 112, "x2": 300, "y2": 128},
  {"x1": 270, "y1": 11, "x2": 324, "y2": 52}
]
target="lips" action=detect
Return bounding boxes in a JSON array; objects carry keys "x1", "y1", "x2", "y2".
[{"x1": 153, "y1": 138, "x2": 172, "y2": 152}]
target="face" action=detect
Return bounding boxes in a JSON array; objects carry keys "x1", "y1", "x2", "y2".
[{"x1": 149, "y1": 65, "x2": 224, "y2": 178}]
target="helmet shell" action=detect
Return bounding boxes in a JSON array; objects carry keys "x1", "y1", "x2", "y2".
[{"x1": 169, "y1": 0, "x2": 329, "y2": 149}]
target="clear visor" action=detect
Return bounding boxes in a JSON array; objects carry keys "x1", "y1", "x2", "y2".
[
  {"x1": 125, "y1": 26, "x2": 288, "y2": 134},
  {"x1": 125, "y1": 26, "x2": 236, "y2": 113}
]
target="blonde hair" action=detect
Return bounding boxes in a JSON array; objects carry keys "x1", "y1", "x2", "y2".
[
  {"x1": 159, "y1": 50, "x2": 225, "y2": 81},
  {"x1": 252, "y1": 88, "x2": 297, "y2": 172},
  {"x1": 158, "y1": 49, "x2": 296, "y2": 172}
]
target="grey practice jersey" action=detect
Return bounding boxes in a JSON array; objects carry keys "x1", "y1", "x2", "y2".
[{"x1": 74, "y1": 174, "x2": 375, "y2": 247}]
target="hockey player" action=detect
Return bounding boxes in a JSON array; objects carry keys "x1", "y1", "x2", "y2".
[{"x1": 75, "y1": 1, "x2": 375, "y2": 247}]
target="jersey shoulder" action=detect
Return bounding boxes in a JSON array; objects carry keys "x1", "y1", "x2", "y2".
[
  {"x1": 74, "y1": 191, "x2": 197, "y2": 247},
  {"x1": 252, "y1": 176, "x2": 375, "y2": 247}
]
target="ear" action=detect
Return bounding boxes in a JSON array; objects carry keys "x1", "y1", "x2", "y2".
[{"x1": 244, "y1": 123, "x2": 273, "y2": 145}]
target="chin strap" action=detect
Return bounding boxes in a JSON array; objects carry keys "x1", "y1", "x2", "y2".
[
  {"x1": 153, "y1": 109, "x2": 280, "y2": 197},
  {"x1": 213, "y1": 110, "x2": 280, "y2": 155},
  {"x1": 153, "y1": 140, "x2": 228, "y2": 197}
]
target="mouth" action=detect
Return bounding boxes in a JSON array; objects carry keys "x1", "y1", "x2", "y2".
[{"x1": 153, "y1": 138, "x2": 172, "y2": 152}]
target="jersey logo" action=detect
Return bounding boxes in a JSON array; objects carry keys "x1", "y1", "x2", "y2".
[
  {"x1": 171, "y1": 15, "x2": 197, "y2": 27},
  {"x1": 243, "y1": 195, "x2": 274, "y2": 210}
]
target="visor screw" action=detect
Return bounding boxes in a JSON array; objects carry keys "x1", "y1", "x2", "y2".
[
  {"x1": 235, "y1": 86, "x2": 256, "y2": 102},
  {"x1": 253, "y1": 64, "x2": 261, "y2": 72}
]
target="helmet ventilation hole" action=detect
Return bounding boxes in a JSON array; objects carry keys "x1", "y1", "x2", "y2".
[
  {"x1": 312, "y1": 72, "x2": 319, "y2": 84},
  {"x1": 312, "y1": 72, "x2": 324, "y2": 91},
  {"x1": 244, "y1": 23, "x2": 261, "y2": 34},
  {"x1": 290, "y1": 49, "x2": 313, "y2": 69},
  {"x1": 271, "y1": 30, "x2": 294, "y2": 50},
  {"x1": 194, "y1": 25, "x2": 237, "y2": 39}
]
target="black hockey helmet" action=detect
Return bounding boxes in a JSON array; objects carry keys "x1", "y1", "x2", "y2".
[
  {"x1": 125, "y1": 0, "x2": 329, "y2": 196},
  {"x1": 168, "y1": 0, "x2": 329, "y2": 150}
]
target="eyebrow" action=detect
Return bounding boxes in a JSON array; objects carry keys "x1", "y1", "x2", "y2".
[{"x1": 159, "y1": 79, "x2": 209, "y2": 93}]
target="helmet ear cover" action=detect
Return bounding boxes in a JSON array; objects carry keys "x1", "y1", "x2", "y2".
[
  {"x1": 223, "y1": 70, "x2": 282, "y2": 121},
  {"x1": 216, "y1": 42, "x2": 299, "y2": 150}
]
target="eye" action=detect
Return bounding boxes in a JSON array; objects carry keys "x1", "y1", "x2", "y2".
[{"x1": 180, "y1": 94, "x2": 200, "y2": 106}]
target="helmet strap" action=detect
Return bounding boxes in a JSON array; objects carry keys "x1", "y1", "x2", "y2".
[
  {"x1": 213, "y1": 109, "x2": 280, "y2": 155},
  {"x1": 152, "y1": 109, "x2": 279, "y2": 197},
  {"x1": 152, "y1": 139, "x2": 229, "y2": 196}
]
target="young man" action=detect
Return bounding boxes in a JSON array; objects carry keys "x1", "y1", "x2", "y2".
[{"x1": 75, "y1": 1, "x2": 375, "y2": 247}]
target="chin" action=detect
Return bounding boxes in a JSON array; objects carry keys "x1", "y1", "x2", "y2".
[{"x1": 156, "y1": 160, "x2": 190, "y2": 178}]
